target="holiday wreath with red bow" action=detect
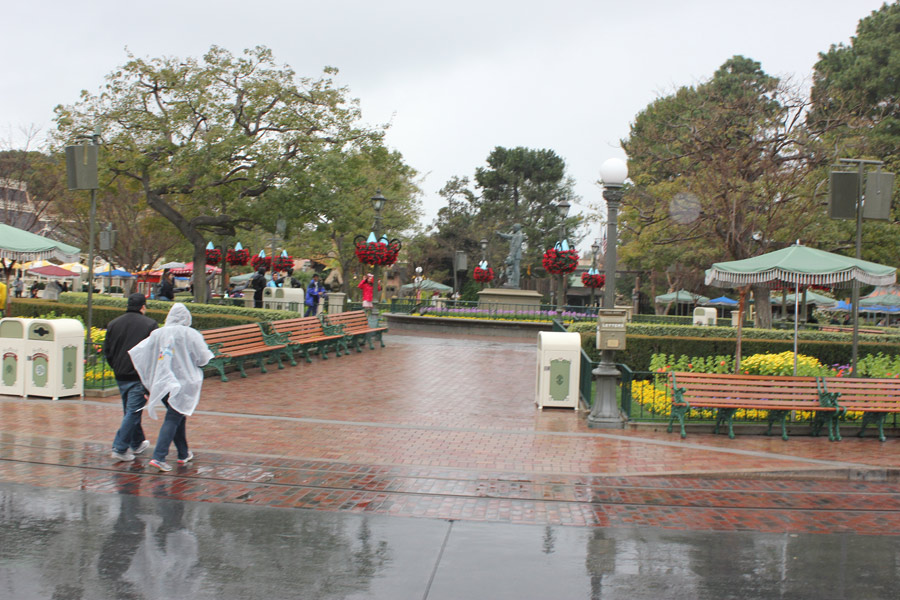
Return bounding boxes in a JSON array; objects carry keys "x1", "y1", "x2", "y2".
[
  {"x1": 250, "y1": 254, "x2": 272, "y2": 271},
  {"x1": 473, "y1": 266, "x2": 494, "y2": 283},
  {"x1": 205, "y1": 248, "x2": 222, "y2": 266},
  {"x1": 542, "y1": 248, "x2": 580, "y2": 274},
  {"x1": 226, "y1": 248, "x2": 251, "y2": 266},
  {"x1": 581, "y1": 272, "x2": 605, "y2": 288},
  {"x1": 354, "y1": 235, "x2": 402, "y2": 266}
]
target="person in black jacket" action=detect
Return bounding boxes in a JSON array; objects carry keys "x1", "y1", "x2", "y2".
[
  {"x1": 157, "y1": 269, "x2": 175, "y2": 301},
  {"x1": 251, "y1": 267, "x2": 267, "y2": 308},
  {"x1": 105, "y1": 293, "x2": 159, "y2": 462}
]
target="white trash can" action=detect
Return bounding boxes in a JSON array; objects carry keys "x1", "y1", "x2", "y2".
[
  {"x1": 535, "y1": 331, "x2": 581, "y2": 409},
  {"x1": 24, "y1": 319, "x2": 84, "y2": 400},
  {"x1": 0, "y1": 318, "x2": 28, "y2": 397}
]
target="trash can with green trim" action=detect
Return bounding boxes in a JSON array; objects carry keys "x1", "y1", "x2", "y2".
[
  {"x1": 535, "y1": 331, "x2": 581, "y2": 409},
  {"x1": 0, "y1": 318, "x2": 28, "y2": 397},
  {"x1": 24, "y1": 319, "x2": 84, "y2": 400}
]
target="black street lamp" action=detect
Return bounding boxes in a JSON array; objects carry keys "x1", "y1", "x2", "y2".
[
  {"x1": 479, "y1": 238, "x2": 488, "y2": 262},
  {"x1": 590, "y1": 239, "x2": 601, "y2": 309},
  {"x1": 371, "y1": 190, "x2": 387, "y2": 311},
  {"x1": 556, "y1": 200, "x2": 570, "y2": 312},
  {"x1": 589, "y1": 158, "x2": 628, "y2": 429}
]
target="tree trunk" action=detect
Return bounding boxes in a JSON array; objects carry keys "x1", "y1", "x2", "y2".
[{"x1": 752, "y1": 284, "x2": 772, "y2": 328}]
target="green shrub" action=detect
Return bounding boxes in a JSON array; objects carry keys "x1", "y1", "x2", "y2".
[
  {"x1": 9, "y1": 297, "x2": 271, "y2": 329},
  {"x1": 568, "y1": 321, "x2": 900, "y2": 371}
]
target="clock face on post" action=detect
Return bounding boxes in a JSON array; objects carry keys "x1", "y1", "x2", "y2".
[{"x1": 669, "y1": 192, "x2": 701, "y2": 225}]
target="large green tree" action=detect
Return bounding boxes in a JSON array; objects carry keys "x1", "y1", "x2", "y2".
[
  {"x1": 53, "y1": 46, "x2": 379, "y2": 302},
  {"x1": 421, "y1": 147, "x2": 581, "y2": 289},
  {"x1": 282, "y1": 143, "x2": 421, "y2": 293},
  {"x1": 621, "y1": 56, "x2": 835, "y2": 327},
  {"x1": 809, "y1": 1, "x2": 900, "y2": 266}
]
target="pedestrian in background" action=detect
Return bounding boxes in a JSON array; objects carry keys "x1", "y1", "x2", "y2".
[
  {"x1": 105, "y1": 293, "x2": 159, "y2": 462},
  {"x1": 157, "y1": 269, "x2": 175, "y2": 301},
  {"x1": 14, "y1": 275, "x2": 23, "y2": 298},
  {"x1": 0, "y1": 278, "x2": 7, "y2": 317},
  {"x1": 305, "y1": 273, "x2": 324, "y2": 316},
  {"x1": 358, "y1": 273, "x2": 380, "y2": 316},
  {"x1": 251, "y1": 267, "x2": 267, "y2": 308},
  {"x1": 129, "y1": 303, "x2": 214, "y2": 472}
]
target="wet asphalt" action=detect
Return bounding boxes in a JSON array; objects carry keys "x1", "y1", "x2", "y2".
[{"x1": 2, "y1": 482, "x2": 898, "y2": 600}]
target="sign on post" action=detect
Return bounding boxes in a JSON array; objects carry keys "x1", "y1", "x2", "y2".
[
  {"x1": 65, "y1": 144, "x2": 99, "y2": 190},
  {"x1": 864, "y1": 172, "x2": 894, "y2": 220},
  {"x1": 596, "y1": 308, "x2": 628, "y2": 350},
  {"x1": 828, "y1": 171, "x2": 858, "y2": 220}
]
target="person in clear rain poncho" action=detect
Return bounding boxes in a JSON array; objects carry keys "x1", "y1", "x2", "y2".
[{"x1": 129, "y1": 303, "x2": 214, "y2": 472}]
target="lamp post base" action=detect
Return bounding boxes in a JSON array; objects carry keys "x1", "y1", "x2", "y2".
[{"x1": 587, "y1": 361, "x2": 625, "y2": 429}]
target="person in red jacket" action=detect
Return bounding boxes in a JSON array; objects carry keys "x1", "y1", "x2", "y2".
[{"x1": 357, "y1": 273, "x2": 380, "y2": 314}]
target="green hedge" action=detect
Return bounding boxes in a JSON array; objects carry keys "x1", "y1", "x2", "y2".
[
  {"x1": 569, "y1": 322, "x2": 900, "y2": 370},
  {"x1": 57, "y1": 292, "x2": 299, "y2": 321},
  {"x1": 8, "y1": 298, "x2": 270, "y2": 330}
]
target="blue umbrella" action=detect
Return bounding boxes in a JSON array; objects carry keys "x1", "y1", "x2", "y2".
[
  {"x1": 704, "y1": 296, "x2": 738, "y2": 306},
  {"x1": 95, "y1": 269, "x2": 134, "y2": 278}
]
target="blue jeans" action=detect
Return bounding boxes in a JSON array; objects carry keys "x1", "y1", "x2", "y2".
[
  {"x1": 152, "y1": 395, "x2": 189, "y2": 463},
  {"x1": 112, "y1": 380, "x2": 148, "y2": 453}
]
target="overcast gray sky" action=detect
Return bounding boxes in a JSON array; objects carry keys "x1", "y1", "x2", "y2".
[{"x1": 1, "y1": 0, "x2": 889, "y2": 241}]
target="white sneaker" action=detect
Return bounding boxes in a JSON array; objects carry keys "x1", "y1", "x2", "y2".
[
  {"x1": 111, "y1": 450, "x2": 135, "y2": 462},
  {"x1": 177, "y1": 451, "x2": 194, "y2": 465},
  {"x1": 132, "y1": 440, "x2": 151, "y2": 455}
]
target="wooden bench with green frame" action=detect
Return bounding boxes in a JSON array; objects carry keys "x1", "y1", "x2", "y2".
[
  {"x1": 202, "y1": 323, "x2": 293, "y2": 381},
  {"x1": 268, "y1": 316, "x2": 348, "y2": 362},
  {"x1": 668, "y1": 371, "x2": 843, "y2": 441},
  {"x1": 819, "y1": 376, "x2": 900, "y2": 442},
  {"x1": 322, "y1": 309, "x2": 388, "y2": 352}
]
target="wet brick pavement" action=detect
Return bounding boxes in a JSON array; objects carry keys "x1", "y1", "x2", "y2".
[{"x1": 2, "y1": 331, "x2": 900, "y2": 534}]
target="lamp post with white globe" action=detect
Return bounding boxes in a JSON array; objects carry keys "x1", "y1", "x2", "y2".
[{"x1": 588, "y1": 158, "x2": 628, "y2": 428}]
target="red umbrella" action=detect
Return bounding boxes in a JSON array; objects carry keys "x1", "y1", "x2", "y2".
[{"x1": 27, "y1": 265, "x2": 80, "y2": 278}]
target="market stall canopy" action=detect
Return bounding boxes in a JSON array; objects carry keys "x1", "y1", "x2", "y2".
[
  {"x1": 95, "y1": 269, "x2": 134, "y2": 278},
  {"x1": 771, "y1": 290, "x2": 836, "y2": 305},
  {"x1": 400, "y1": 279, "x2": 453, "y2": 293},
  {"x1": 0, "y1": 224, "x2": 80, "y2": 263},
  {"x1": 157, "y1": 261, "x2": 187, "y2": 270},
  {"x1": 169, "y1": 262, "x2": 221, "y2": 275},
  {"x1": 859, "y1": 285, "x2": 900, "y2": 307},
  {"x1": 654, "y1": 290, "x2": 710, "y2": 304},
  {"x1": 703, "y1": 295, "x2": 738, "y2": 306},
  {"x1": 705, "y1": 244, "x2": 896, "y2": 288},
  {"x1": 59, "y1": 262, "x2": 89, "y2": 273},
  {"x1": 27, "y1": 265, "x2": 80, "y2": 279}
]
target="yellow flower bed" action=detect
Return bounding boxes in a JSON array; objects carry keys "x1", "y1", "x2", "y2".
[{"x1": 635, "y1": 351, "x2": 862, "y2": 422}]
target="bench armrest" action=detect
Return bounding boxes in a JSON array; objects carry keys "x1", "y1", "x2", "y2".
[{"x1": 323, "y1": 324, "x2": 345, "y2": 336}]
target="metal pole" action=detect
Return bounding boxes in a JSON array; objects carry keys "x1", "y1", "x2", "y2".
[
  {"x1": 588, "y1": 186, "x2": 623, "y2": 428},
  {"x1": 850, "y1": 161, "x2": 864, "y2": 377},
  {"x1": 86, "y1": 188, "x2": 96, "y2": 349}
]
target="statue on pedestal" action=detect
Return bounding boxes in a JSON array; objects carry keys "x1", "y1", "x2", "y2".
[{"x1": 496, "y1": 223, "x2": 525, "y2": 289}]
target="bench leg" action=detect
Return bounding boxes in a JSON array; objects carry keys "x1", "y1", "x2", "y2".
[
  {"x1": 365, "y1": 333, "x2": 375, "y2": 350},
  {"x1": 376, "y1": 331, "x2": 385, "y2": 348},
  {"x1": 318, "y1": 342, "x2": 329, "y2": 360},
  {"x1": 272, "y1": 350, "x2": 285, "y2": 370},
  {"x1": 234, "y1": 358, "x2": 249, "y2": 378},
  {"x1": 283, "y1": 347, "x2": 297, "y2": 367},
  {"x1": 257, "y1": 356, "x2": 267, "y2": 374},
  {"x1": 208, "y1": 358, "x2": 228, "y2": 382},
  {"x1": 765, "y1": 410, "x2": 790, "y2": 441},
  {"x1": 859, "y1": 412, "x2": 887, "y2": 442},
  {"x1": 831, "y1": 413, "x2": 842, "y2": 442},
  {"x1": 667, "y1": 405, "x2": 688, "y2": 439},
  {"x1": 715, "y1": 408, "x2": 737, "y2": 439}
]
